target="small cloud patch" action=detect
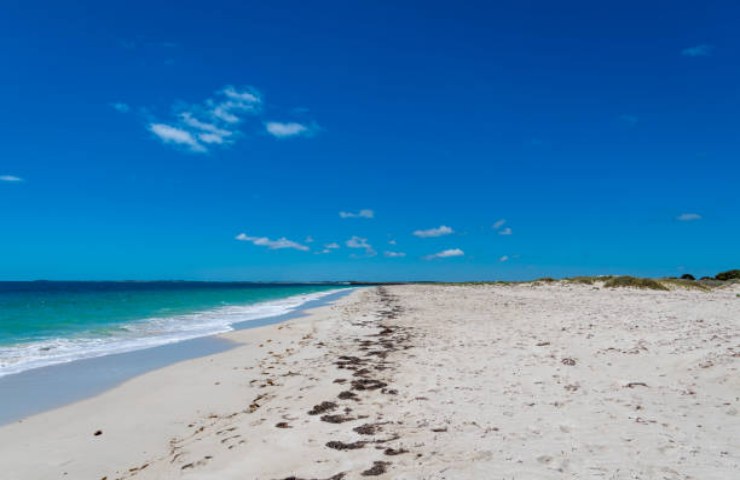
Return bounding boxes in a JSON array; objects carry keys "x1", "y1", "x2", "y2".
[
  {"x1": 265, "y1": 121, "x2": 314, "y2": 138},
  {"x1": 339, "y1": 209, "x2": 374, "y2": 219},
  {"x1": 0, "y1": 175, "x2": 23, "y2": 183},
  {"x1": 493, "y1": 219, "x2": 512, "y2": 235},
  {"x1": 149, "y1": 123, "x2": 206, "y2": 153},
  {"x1": 236, "y1": 233, "x2": 309, "y2": 251},
  {"x1": 676, "y1": 213, "x2": 702, "y2": 222},
  {"x1": 425, "y1": 248, "x2": 464, "y2": 260},
  {"x1": 139, "y1": 85, "x2": 318, "y2": 153},
  {"x1": 413, "y1": 225, "x2": 453, "y2": 238},
  {"x1": 346, "y1": 236, "x2": 376, "y2": 257}
]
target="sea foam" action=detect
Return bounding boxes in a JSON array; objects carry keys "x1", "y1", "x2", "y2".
[{"x1": 0, "y1": 289, "x2": 343, "y2": 378}]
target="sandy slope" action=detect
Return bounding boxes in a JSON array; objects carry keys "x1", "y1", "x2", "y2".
[{"x1": 0, "y1": 283, "x2": 738, "y2": 479}]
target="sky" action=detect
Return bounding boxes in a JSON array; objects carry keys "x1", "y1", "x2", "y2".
[{"x1": 1, "y1": 0, "x2": 738, "y2": 281}]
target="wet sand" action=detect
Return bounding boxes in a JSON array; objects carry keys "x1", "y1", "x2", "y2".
[{"x1": 0, "y1": 283, "x2": 738, "y2": 479}]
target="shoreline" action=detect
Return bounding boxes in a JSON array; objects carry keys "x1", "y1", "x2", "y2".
[
  {"x1": 0, "y1": 288, "x2": 354, "y2": 426},
  {"x1": 1, "y1": 283, "x2": 737, "y2": 479}
]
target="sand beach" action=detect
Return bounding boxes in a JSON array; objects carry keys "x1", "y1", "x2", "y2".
[{"x1": 1, "y1": 283, "x2": 738, "y2": 479}]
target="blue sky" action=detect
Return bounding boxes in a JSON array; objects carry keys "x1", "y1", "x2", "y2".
[{"x1": 1, "y1": 0, "x2": 738, "y2": 281}]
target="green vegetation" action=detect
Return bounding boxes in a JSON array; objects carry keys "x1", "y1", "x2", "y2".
[
  {"x1": 565, "y1": 276, "x2": 596, "y2": 285},
  {"x1": 565, "y1": 275, "x2": 614, "y2": 285},
  {"x1": 604, "y1": 276, "x2": 669, "y2": 291},
  {"x1": 430, "y1": 269, "x2": 738, "y2": 291},
  {"x1": 715, "y1": 269, "x2": 740, "y2": 281},
  {"x1": 660, "y1": 278, "x2": 710, "y2": 291}
]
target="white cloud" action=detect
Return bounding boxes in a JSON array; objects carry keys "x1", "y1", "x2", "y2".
[
  {"x1": 211, "y1": 85, "x2": 262, "y2": 122},
  {"x1": 384, "y1": 251, "x2": 406, "y2": 258},
  {"x1": 140, "y1": 84, "x2": 318, "y2": 153},
  {"x1": 499, "y1": 255, "x2": 509, "y2": 262},
  {"x1": 305, "y1": 236, "x2": 315, "y2": 243},
  {"x1": 212, "y1": 105, "x2": 240, "y2": 124},
  {"x1": 413, "y1": 225, "x2": 453, "y2": 238},
  {"x1": 424, "y1": 248, "x2": 464, "y2": 260},
  {"x1": 676, "y1": 213, "x2": 702, "y2": 222},
  {"x1": 222, "y1": 85, "x2": 260, "y2": 103},
  {"x1": 0, "y1": 175, "x2": 23, "y2": 182},
  {"x1": 265, "y1": 121, "x2": 312, "y2": 138},
  {"x1": 498, "y1": 227, "x2": 513, "y2": 236},
  {"x1": 346, "y1": 236, "x2": 376, "y2": 256},
  {"x1": 148, "y1": 123, "x2": 206, "y2": 152},
  {"x1": 144, "y1": 85, "x2": 270, "y2": 153},
  {"x1": 681, "y1": 44, "x2": 713, "y2": 57},
  {"x1": 492, "y1": 219, "x2": 506, "y2": 230},
  {"x1": 198, "y1": 133, "x2": 228, "y2": 145},
  {"x1": 180, "y1": 112, "x2": 233, "y2": 142},
  {"x1": 110, "y1": 102, "x2": 130, "y2": 113},
  {"x1": 388, "y1": 239, "x2": 397, "y2": 245},
  {"x1": 339, "y1": 209, "x2": 374, "y2": 219},
  {"x1": 316, "y1": 242, "x2": 339, "y2": 254},
  {"x1": 235, "y1": 233, "x2": 309, "y2": 251}
]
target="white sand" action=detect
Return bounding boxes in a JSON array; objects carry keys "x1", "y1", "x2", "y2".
[{"x1": 1, "y1": 283, "x2": 738, "y2": 479}]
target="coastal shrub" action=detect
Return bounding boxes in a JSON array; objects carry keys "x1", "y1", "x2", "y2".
[
  {"x1": 680, "y1": 273, "x2": 696, "y2": 281},
  {"x1": 660, "y1": 278, "x2": 709, "y2": 291},
  {"x1": 566, "y1": 276, "x2": 596, "y2": 285},
  {"x1": 715, "y1": 269, "x2": 740, "y2": 281},
  {"x1": 604, "y1": 276, "x2": 668, "y2": 291}
]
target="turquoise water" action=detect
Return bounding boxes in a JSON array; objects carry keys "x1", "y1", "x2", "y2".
[{"x1": 0, "y1": 282, "x2": 347, "y2": 377}]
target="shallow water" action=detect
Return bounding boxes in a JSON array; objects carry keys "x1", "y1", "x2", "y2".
[{"x1": 0, "y1": 282, "x2": 347, "y2": 377}]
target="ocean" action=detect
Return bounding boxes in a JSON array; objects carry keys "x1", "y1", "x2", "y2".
[{"x1": 0, "y1": 281, "x2": 348, "y2": 378}]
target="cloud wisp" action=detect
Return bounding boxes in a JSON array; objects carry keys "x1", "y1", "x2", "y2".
[
  {"x1": 110, "y1": 102, "x2": 130, "y2": 113},
  {"x1": 346, "y1": 236, "x2": 376, "y2": 257},
  {"x1": 499, "y1": 255, "x2": 509, "y2": 262},
  {"x1": 681, "y1": 44, "x2": 713, "y2": 57},
  {"x1": 493, "y1": 219, "x2": 512, "y2": 236},
  {"x1": 147, "y1": 85, "x2": 261, "y2": 153},
  {"x1": 676, "y1": 213, "x2": 702, "y2": 222},
  {"x1": 339, "y1": 209, "x2": 374, "y2": 219},
  {"x1": 142, "y1": 85, "x2": 318, "y2": 153},
  {"x1": 265, "y1": 121, "x2": 315, "y2": 139},
  {"x1": 235, "y1": 233, "x2": 309, "y2": 251},
  {"x1": 384, "y1": 251, "x2": 407, "y2": 258},
  {"x1": 424, "y1": 248, "x2": 464, "y2": 260},
  {"x1": 316, "y1": 242, "x2": 341, "y2": 254},
  {"x1": 0, "y1": 175, "x2": 23, "y2": 183},
  {"x1": 149, "y1": 123, "x2": 206, "y2": 152},
  {"x1": 413, "y1": 225, "x2": 453, "y2": 238}
]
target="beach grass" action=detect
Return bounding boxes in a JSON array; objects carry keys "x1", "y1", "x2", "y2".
[
  {"x1": 659, "y1": 278, "x2": 711, "y2": 291},
  {"x1": 430, "y1": 272, "x2": 738, "y2": 292},
  {"x1": 604, "y1": 276, "x2": 669, "y2": 291}
]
